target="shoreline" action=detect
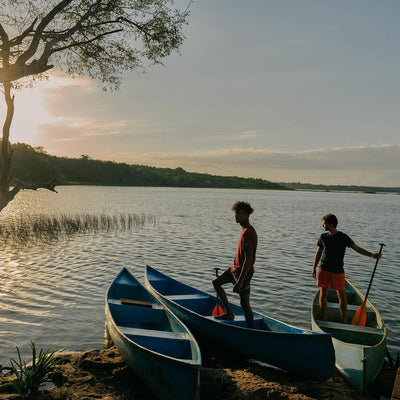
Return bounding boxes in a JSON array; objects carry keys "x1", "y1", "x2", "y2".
[{"x1": 0, "y1": 346, "x2": 394, "y2": 400}]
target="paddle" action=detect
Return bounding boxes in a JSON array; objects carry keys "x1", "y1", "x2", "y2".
[
  {"x1": 212, "y1": 267, "x2": 224, "y2": 316},
  {"x1": 351, "y1": 243, "x2": 385, "y2": 326}
]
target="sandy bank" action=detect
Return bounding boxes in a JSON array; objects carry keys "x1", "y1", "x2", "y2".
[{"x1": 0, "y1": 346, "x2": 394, "y2": 399}]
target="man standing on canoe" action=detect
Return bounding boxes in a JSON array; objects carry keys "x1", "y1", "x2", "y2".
[
  {"x1": 213, "y1": 201, "x2": 258, "y2": 328},
  {"x1": 312, "y1": 213, "x2": 381, "y2": 323}
]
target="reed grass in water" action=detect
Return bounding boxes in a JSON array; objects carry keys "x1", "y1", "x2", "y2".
[{"x1": 0, "y1": 213, "x2": 156, "y2": 248}]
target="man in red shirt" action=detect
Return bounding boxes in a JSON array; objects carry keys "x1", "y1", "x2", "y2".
[{"x1": 212, "y1": 201, "x2": 258, "y2": 328}]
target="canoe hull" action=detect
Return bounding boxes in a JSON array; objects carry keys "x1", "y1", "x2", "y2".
[
  {"x1": 311, "y1": 279, "x2": 386, "y2": 391},
  {"x1": 145, "y1": 265, "x2": 335, "y2": 380},
  {"x1": 105, "y1": 268, "x2": 201, "y2": 400}
]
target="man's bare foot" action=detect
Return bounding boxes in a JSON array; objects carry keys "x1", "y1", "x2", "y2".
[{"x1": 215, "y1": 313, "x2": 234, "y2": 320}]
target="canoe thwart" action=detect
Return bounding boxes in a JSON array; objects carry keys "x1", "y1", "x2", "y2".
[
  {"x1": 118, "y1": 325, "x2": 189, "y2": 339},
  {"x1": 120, "y1": 298, "x2": 153, "y2": 307},
  {"x1": 316, "y1": 320, "x2": 382, "y2": 334},
  {"x1": 165, "y1": 294, "x2": 209, "y2": 301},
  {"x1": 326, "y1": 302, "x2": 373, "y2": 312}
]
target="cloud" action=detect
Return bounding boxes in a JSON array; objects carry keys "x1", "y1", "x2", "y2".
[
  {"x1": 133, "y1": 144, "x2": 400, "y2": 170},
  {"x1": 233, "y1": 130, "x2": 260, "y2": 140},
  {"x1": 125, "y1": 144, "x2": 400, "y2": 186}
]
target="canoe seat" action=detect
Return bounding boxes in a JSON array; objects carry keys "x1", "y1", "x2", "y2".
[
  {"x1": 206, "y1": 314, "x2": 246, "y2": 321},
  {"x1": 316, "y1": 320, "x2": 385, "y2": 346},
  {"x1": 316, "y1": 320, "x2": 382, "y2": 334},
  {"x1": 121, "y1": 326, "x2": 195, "y2": 361},
  {"x1": 323, "y1": 302, "x2": 376, "y2": 325},
  {"x1": 165, "y1": 294, "x2": 209, "y2": 301},
  {"x1": 326, "y1": 302, "x2": 373, "y2": 312},
  {"x1": 206, "y1": 315, "x2": 268, "y2": 329},
  {"x1": 118, "y1": 326, "x2": 189, "y2": 339},
  {"x1": 327, "y1": 290, "x2": 357, "y2": 303},
  {"x1": 165, "y1": 293, "x2": 212, "y2": 314},
  {"x1": 119, "y1": 298, "x2": 152, "y2": 307},
  {"x1": 109, "y1": 303, "x2": 169, "y2": 327},
  {"x1": 108, "y1": 299, "x2": 162, "y2": 309}
]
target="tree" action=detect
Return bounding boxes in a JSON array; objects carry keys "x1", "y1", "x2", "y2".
[{"x1": 0, "y1": 0, "x2": 189, "y2": 211}]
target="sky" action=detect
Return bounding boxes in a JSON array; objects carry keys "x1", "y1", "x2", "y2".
[{"x1": 3, "y1": 0, "x2": 400, "y2": 186}]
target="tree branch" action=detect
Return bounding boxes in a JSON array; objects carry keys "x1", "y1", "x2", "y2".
[
  {"x1": 0, "y1": 61, "x2": 54, "y2": 83},
  {"x1": 14, "y1": 178, "x2": 58, "y2": 192},
  {"x1": 48, "y1": 2, "x2": 109, "y2": 52},
  {"x1": 9, "y1": 19, "x2": 38, "y2": 47},
  {"x1": 49, "y1": 29, "x2": 123, "y2": 54},
  {"x1": 16, "y1": 0, "x2": 74, "y2": 66},
  {"x1": 0, "y1": 179, "x2": 57, "y2": 212}
]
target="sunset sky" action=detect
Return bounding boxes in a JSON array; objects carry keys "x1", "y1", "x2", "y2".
[{"x1": 3, "y1": 0, "x2": 400, "y2": 186}]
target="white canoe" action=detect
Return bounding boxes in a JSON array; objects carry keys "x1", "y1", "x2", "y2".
[{"x1": 311, "y1": 279, "x2": 386, "y2": 391}]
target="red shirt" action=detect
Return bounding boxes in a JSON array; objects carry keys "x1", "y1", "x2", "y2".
[{"x1": 231, "y1": 225, "x2": 257, "y2": 273}]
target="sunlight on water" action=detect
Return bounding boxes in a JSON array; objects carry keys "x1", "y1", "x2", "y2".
[{"x1": 0, "y1": 186, "x2": 399, "y2": 363}]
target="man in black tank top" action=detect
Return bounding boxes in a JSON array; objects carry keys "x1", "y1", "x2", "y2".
[{"x1": 312, "y1": 214, "x2": 381, "y2": 323}]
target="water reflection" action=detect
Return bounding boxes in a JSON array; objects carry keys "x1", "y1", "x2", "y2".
[{"x1": 0, "y1": 186, "x2": 399, "y2": 363}]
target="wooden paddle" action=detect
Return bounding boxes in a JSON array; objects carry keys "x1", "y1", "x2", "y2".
[
  {"x1": 212, "y1": 267, "x2": 224, "y2": 316},
  {"x1": 351, "y1": 243, "x2": 385, "y2": 326}
]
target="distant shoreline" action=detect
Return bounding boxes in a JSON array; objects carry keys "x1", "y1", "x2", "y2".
[
  {"x1": 58, "y1": 182, "x2": 400, "y2": 194},
  {"x1": 7, "y1": 142, "x2": 400, "y2": 193}
]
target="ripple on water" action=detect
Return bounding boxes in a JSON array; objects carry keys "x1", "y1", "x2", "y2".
[{"x1": 0, "y1": 187, "x2": 399, "y2": 362}]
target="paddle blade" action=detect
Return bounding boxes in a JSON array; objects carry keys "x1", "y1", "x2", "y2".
[
  {"x1": 212, "y1": 303, "x2": 224, "y2": 316},
  {"x1": 351, "y1": 302, "x2": 367, "y2": 326}
]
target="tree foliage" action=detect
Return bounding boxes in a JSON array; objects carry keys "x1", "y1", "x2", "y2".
[
  {"x1": 0, "y1": 0, "x2": 189, "y2": 212},
  {"x1": 0, "y1": 0, "x2": 189, "y2": 89}
]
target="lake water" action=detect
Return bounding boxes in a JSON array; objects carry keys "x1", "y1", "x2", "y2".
[{"x1": 0, "y1": 186, "x2": 399, "y2": 364}]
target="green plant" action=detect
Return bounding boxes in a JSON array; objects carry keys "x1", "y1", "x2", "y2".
[{"x1": 9, "y1": 342, "x2": 58, "y2": 398}]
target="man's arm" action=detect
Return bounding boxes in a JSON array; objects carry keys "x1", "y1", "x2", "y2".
[
  {"x1": 312, "y1": 247, "x2": 322, "y2": 278},
  {"x1": 351, "y1": 244, "x2": 382, "y2": 259}
]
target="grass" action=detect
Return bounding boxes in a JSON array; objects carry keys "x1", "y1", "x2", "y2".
[
  {"x1": 0, "y1": 213, "x2": 156, "y2": 248},
  {"x1": 9, "y1": 342, "x2": 58, "y2": 398}
]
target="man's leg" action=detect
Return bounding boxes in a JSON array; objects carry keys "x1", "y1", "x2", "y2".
[
  {"x1": 337, "y1": 290, "x2": 348, "y2": 323},
  {"x1": 319, "y1": 287, "x2": 329, "y2": 321},
  {"x1": 239, "y1": 293, "x2": 253, "y2": 328},
  {"x1": 212, "y1": 269, "x2": 234, "y2": 319}
]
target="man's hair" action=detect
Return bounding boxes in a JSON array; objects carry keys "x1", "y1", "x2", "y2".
[
  {"x1": 232, "y1": 201, "x2": 254, "y2": 214},
  {"x1": 322, "y1": 213, "x2": 338, "y2": 227}
]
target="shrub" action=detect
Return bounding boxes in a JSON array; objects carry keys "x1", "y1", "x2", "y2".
[{"x1": 9, "y1": 342, "x2": 57, "y2": 398}]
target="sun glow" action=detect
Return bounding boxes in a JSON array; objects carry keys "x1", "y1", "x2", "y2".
[{"x1": 0, "y1": 72, "x2": 83, "y2": 146}]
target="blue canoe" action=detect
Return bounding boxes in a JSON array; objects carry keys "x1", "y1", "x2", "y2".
[
  {"x1": 145, "y1": 265, "x2": 335, "y2": 380},
  {"x1": 105, "y1": 267, "x2": 201, "y2": 400},
  {"x1": 311, "y1": 279, "x2": 387, "y2": 391}
]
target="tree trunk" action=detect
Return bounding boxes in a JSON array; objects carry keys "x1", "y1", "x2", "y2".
[
  {"x1": 0, "y1": 83, "x2": 57, "y2": 212},
  {"x1": 0, "y1": 82, "x2": 17, "y2": 212}
]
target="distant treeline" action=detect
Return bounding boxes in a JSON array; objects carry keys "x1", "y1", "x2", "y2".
[
  {"x1": 3, "y1": 142, "x2": 289, "y2": 190},
  {"x1": 282, "y1": 182, "x2": 400, "y2": 193}
]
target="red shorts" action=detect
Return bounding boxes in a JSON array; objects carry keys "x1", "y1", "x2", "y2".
[{"x1": 317, "y1": 269, "x2": 345, "y2": 291}]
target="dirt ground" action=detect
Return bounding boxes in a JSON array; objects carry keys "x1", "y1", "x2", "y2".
[{"x1": 0, "y1": 346, "x2": 395, "y2": 399}]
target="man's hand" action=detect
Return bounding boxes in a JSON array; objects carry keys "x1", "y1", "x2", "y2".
[
  {"x1": 312, "y1": 266, "x2": 317, "y2": 279},
  {"x1": 312, "y1": 247, "x2": 322, "y2": 279},
  {"x1": 233, "y1": 281, "x2": 242, "y2": 293}
]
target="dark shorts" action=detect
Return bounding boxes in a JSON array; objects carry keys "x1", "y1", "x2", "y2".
[
  {"x1": 229, "y1": 267, "x2": 253, "y2": 296},
  {"x1": 317, "y1": 269, "x2": 346, "y2": 291}
]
